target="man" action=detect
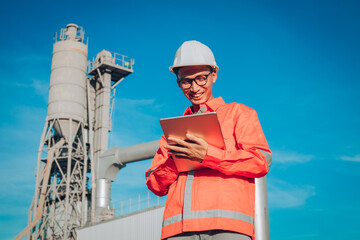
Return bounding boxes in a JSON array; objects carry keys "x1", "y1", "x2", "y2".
[{"x1": 146, "y1": 40, "x2": 271, "y2": 240}]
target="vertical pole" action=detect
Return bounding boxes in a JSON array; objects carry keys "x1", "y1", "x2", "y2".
[
  {"x1": 87, "y1": 78, "x2": 96, "y2": 223},
  {"x1": 63, "y1": 119, "x2": 73, "y2": 238},
  {"x1": 94, "y1": 70, "x2": 112, "y2": 220},
  {"x1": 81, "y1": 123, "x2": 89, "y2": 226},
  {"x1": 255, "y1": 176, "x2": 270, "y2": 240},
  {"x1": 51, "y1": 173, "x2": 56, "y2": 237}
]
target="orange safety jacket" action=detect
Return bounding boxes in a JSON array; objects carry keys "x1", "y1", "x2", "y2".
[{"x1": 146, "y1": 97, "x2": 271, "y2": 240}]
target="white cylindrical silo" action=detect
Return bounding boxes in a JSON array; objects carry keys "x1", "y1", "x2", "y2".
[{"x1": 47, "y1": 24, "x2": 88, "y2": 138}]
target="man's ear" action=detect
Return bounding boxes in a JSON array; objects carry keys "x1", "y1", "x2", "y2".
[{"x1": 212, "y1": 70, "x2": 217, "y2": 83}]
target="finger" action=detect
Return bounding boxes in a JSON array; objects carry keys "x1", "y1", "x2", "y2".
[
  {"x1": 185, "y1": 133, "x2": 204, "y2": 144},
  {"x1": 168, "y1": 137, "x2": 191, "y2": 147},
  {"x1": 174, "y1": 155, "x2": 191, "y2": 159},
  {"x1": 168, "y1": 151, "x2": 190, "y2": 159},
  {"x1": 166, "y1": 144, "x2": 189, "y2": 154},
  {"x1": 168, "y1": 150, "x2": 182, "y2": 155}
]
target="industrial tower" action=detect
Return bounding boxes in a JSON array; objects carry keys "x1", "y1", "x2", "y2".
[{"x1": 16, "y1": 24, "x2": 134, "y2": 240}]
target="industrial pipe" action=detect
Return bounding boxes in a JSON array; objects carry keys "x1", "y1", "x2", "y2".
[
  {"x1": 95, "y1": 140, "x2": 160, "y2": 219},
  {"x1": 96, "y1": 140, "x2": 160, "y2": 181}
]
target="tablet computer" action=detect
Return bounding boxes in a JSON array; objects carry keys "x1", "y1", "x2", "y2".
[{"x1": 159, "y1": 112, "x2": 225, "y2": 172}]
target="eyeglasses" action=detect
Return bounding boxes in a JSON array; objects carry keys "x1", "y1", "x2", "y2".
[{"x1": 177, "y1": 70, "x2": 213, "y2": 90}]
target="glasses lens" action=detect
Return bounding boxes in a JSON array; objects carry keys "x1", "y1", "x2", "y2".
[
  {"x1": 180, "y1": 80, "x2": 191, "y2": 89},
  {"x1": 194, "y1": 76, "x2": 207, "y2": 86}
]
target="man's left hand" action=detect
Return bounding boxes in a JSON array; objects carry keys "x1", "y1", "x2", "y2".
[{"x1": 165, "y1": 133, "x2": 208, "y2": 162}]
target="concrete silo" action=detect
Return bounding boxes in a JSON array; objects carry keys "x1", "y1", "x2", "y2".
[
  {"x1": 47, "y1": 23, "x2": 88, "y2": 140},
  {"x1": 15, "y1": 23, "x2": 136, "y2": 240},
  {"x1": 19, "y1": 24, "x2": 90, "y2": 240}
]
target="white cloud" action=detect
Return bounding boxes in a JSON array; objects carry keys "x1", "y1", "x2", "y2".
[
  {"x1": 117, "y1": 98, "x2": 156, "y2": 106},
  {"x1": 13, "y1": 78, "x2": 49, "y2": 101},
  {"x1": 0, "y1": 154, "x2": 36, "y2": 231},
  {"x1": 15, "y1": 104, "x2": 47, "y2": 123},
  {"x1": 0, "y1": 105, "x2": 46, "y2": 144},
  {"x1": 268, "y1": 179, "x2": 316, "y2": 208},
  {"x1": 272, "y1": 150, "x2": 315, "y2": 164},
  {"x1": 0, "y1": 105, "x2": 46, "y2": 218},
  {"x1": 340, "y1": 154, "x2": 360, "y2": 162},
  {"x1": 32, "y1": 79, "x2": 49, "y2": 99},
  {"x1": 115, "y1": 97, "x2": 164, "y2": 115}
]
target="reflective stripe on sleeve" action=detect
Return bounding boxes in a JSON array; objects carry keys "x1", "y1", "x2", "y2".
[
  {"x1": 258, "y1": 149, "x2": 272, "y2": 167},
  {"x1": 145, "y1": 168, "x2": 157, "y2": 180},
  {"x1": 162, "y1": 170, "x2": 254, "y2": 227}
]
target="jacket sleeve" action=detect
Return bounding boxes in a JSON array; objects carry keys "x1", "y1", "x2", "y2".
[
  {"x1": 145, "y1": 135, "x2": 179, "y2": 196},
  {"x1": 202, "y1": 107, "x2": 271, "y2": 178}
]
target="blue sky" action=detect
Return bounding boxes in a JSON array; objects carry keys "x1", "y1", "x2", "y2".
[{"x1": 0, "y1": 0, "x2": 359, "y2": 239}]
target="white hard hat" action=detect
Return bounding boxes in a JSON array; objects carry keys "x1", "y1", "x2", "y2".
[{"x1": 169, "y1": 40, "x2": 219, "y2": 73}]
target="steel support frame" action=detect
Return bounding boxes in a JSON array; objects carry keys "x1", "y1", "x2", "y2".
[{"x1": 28, "y1": 118, "x2": 90, "y2": 240}]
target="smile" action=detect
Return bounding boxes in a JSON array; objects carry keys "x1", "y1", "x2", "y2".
[{"x1": 191, "y1": 92, "x2": 203, "y2": 99}]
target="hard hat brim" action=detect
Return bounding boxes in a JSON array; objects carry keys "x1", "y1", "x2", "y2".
[{"x1": 169, "y1": 64, "x2": 219, "y2": 74}]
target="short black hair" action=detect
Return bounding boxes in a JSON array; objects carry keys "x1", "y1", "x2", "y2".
[
  {"x1": 174, "y1": 66, "x2": 213, "y2": 77},
  {"x1": 173, "y1": 67, "x2": 181, "y2": 75}
]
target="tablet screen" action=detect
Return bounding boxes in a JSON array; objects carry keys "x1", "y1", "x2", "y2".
[{"x1": 160, "y1": 112, "x2": 225, "y2": 172}]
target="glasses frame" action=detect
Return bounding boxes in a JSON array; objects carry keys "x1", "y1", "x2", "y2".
[{"x1": 177, "y1": 70, "x2": 213, "y2": 90}]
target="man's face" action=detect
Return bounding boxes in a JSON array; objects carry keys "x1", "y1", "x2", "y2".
[{"x1": 177, "y1": 65, "x2": 217, "y2": 106}]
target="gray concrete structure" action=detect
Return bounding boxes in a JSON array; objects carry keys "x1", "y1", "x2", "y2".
[
  {"x1": 47, "y1": 23, "x2": 88, "y2": 139},
  {"x1": 24, "y1": 24, "x2": 90, "y2": 240},
  {"x1": 19, "y1": 24, "x2": 134, "y2": 240},
  {"x1": 87, "y1": 49, "x2": 134, "y2": 222},
  {"x1": 77, "y1": 206, "x2": 165, "y2": 240}
]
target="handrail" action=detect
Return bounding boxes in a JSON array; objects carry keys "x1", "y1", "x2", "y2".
[
  {"x1": 87, "y1": 51, "x2": 134, "y2": 73},
  {"x1": 112, "y1": 191, "x2": 166, "y2": 217}
]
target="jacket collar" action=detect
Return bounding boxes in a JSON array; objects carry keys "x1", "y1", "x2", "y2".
[{"x1": 183, "y1": 97, "x2": 225, "y2": 115}]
